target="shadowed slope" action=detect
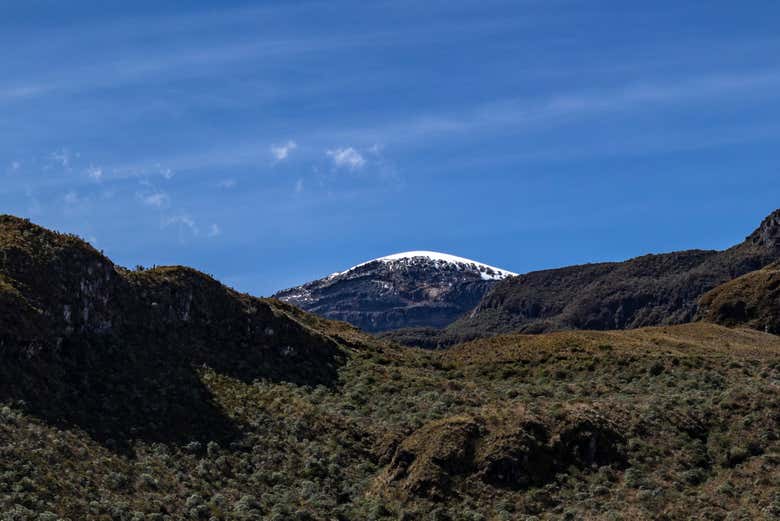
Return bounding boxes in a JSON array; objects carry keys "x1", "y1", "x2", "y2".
[{"x1": 0, "y1": 215, "x2": 348, "y2": 451}]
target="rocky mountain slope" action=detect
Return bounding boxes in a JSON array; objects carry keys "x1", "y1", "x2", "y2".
[
  {"x1": 274, "y1": 251, "x2": 516, "y2": 332},
  {"x1": 1, "y1": 215, "x2": 779, "y2": 519},
  {"x1": 698, "y1": 260, "x2": 780, "y2": 334},
  {"x1": 385, "y1": 209, "x2": 780, "y2": 346}
]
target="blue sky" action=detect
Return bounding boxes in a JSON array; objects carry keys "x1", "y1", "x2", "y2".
[{"x1": 2, "y1": 1, "x2": 779, "y2": 295}]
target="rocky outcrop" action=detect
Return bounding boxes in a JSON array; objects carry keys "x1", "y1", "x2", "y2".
[
  {"x1": 374, "y1": 405, "x2": 626, "y2": 500},
  {"x1": 275, "y1": 252, "x2": 515, "y2": 332}
]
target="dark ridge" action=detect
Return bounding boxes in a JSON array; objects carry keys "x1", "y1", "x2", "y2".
[
  {"x1": 389, "y1": 209, "x2": 780, "y2": 346},
  {"x1": 0, "y1": 216, "x2": 347, "y2": 453}
]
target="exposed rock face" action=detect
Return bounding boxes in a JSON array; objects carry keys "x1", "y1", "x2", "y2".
[
  {"x1": 379, "y1": 416, "x2": 481, "y2": 500},
  {"x1": 698, "y1": 261, "x2": 780, "y2": 334},
  {"x1": 445, "y1": 209, "x2": 780, "y2": 340},
  {"x1": 748, "y1": 210, "x2": 780, "y2": 249},
  {"x1": 374, "y1": 405, "x2": 626, "y2": 500},
  {"x1": 274, "y1": 251, "x2": 516, "y2": 332}
]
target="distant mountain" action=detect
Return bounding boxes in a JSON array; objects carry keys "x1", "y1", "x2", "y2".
[
  {"x1": 274, "y1": 251, "x2": 516, "y2": 332},
  {"x1": 383, "y1": 209, "x2": 780, "y2": 346},
  {"x1": 452, "y1": 209, "x2": 780, "y2": 336}
]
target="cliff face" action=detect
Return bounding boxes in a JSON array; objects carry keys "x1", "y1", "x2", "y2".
[{"x1": 275, "y1": 252, "x2": 516, "y2": 332}]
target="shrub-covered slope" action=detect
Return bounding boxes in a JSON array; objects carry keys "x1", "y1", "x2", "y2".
[
  {"x1": 0, "y1": 215, "x2": 348, "y2": 449},
  {"x1": 1, "y1": 216, "x2": 779, "y2": 520},
  {"x1": 407, "y1": 209, "x2": 780, "y2": 345},
  {"x1": 698, "y1": 261, "x2": 780, "y2": 334}
]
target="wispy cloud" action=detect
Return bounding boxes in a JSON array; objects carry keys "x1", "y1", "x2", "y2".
[
  {"x1": 0, "y1": 85, "x2": 50, "y2": 103},
  {"x1": 63, "y1": 190, "x2": 81, "y2": 205},
  {"x1": 15, "y1": 68, "x2": 777, "y2": 198},
  {"x1": 139, "y1": 191, "x2": 169, "y2": 208},
  {"x1": 0, "y1": 10, "x2": 535, "y2": 106},
  {"x1": 86, "y1": 166, "x2": 103, "y2": 182},
  {"x1": 218, "y1": 179, "x2": 237, "y2": 189},
  {"x1": 163, "y1": 215, "x2": 199, "y2": 237},
  {"x1": 159, "y1": 166, "x2": 175, "y2": 180},
  {"x1": 397, "y1": 70, "x2": 780, "y2": 140},
  {"x1": 51, "y1": 148, "x2": 75, "y2": 170},
  {"x1": 207, "y1": 223, "x2": 221, "y2": 237},
  {"x1": 326, "y1": 147, "x2": 365, "y2": 170},
  {"x1": 270, "y1": 140, "x2": 297, "y2": 162}
]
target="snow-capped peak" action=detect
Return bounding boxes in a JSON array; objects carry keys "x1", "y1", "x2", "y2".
[{"x1": 331, "y1": 250, "x2": 517, "y2": 281}]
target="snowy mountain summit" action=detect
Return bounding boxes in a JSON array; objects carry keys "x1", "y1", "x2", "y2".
[
  {"x1": 332, "y1": 251, "x2": 517, "y2": 281},
  {"x1": 275, "y1": 251, "x2": 516, "y2": 332}
]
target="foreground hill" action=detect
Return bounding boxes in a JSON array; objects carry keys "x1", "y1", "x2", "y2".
[
  {"x1": 0, "y1": 215, "x2": 359, "y2": 448},
  {"x1": 1, "y1": 216, "x2": 779, "y2": 520},
  {"x1": 275, "y1": 251, "x2": 516, "y2": 332},
  {"x1": 385, "y1": 209, "x2": 780, "y2": 347},
  {"x1": 698, "y1": 260, "x2": 780, "y2": 334}
]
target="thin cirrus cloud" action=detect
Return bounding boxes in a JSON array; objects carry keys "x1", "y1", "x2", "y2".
[
  {"x1": 308, "y1": 68, "x2": 780, "y2": 153},
  {"x1": 14, "y1": 68, "x2": 778, "y2": 194},
  {"x1": 0, "y1": 9, "x2": 533, "y2": 106},
  {"x1": 23, "y1": 67, "x2": 773, "y2": 187}
]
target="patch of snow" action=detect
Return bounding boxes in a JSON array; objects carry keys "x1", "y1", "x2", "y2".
[{"x1": 333, "y1": 250, "x2": 517, "y2": 281}]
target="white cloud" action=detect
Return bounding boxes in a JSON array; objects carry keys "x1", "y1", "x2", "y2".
[
  {"x1": 51, "y1": 148, "x2": 76, "y2": 170},
  {"x1": 64, "y1": 191, "x2": 80, "y2": 205},
  {"x1": 159, "y1": 166, "x2": 175, "y2": 179},
  {"x1": 326, "y1": 147, "x2": 365, "y2": 170},
  {"x1": 207, "y1": 223, "x2": 221, "y2": 237},
  {"x1": 10, "y1": 161, "x2": 21, "y2": 171},
  {"x1": 270, "y1": 140, "x2": 297, "y2": 161},
  {"x1": 86, "y1": 166, "x2": 103, "y2": 182},
  {"x1": 219, "y1": 178, "x2": 236, "y2": 189},
  {"x1": 140, "y1": 192, "x2": 169, "y2": 208},
  {"x1": 295, "y1": 179, "x2": 304, "y2": 193},
  {"x1": 163, "y1": 215, "x2": 199, "y2": 236}
]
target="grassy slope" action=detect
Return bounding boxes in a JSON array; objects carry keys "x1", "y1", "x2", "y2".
[
  {"x1": 698, "y1": 261, "x2": 780, "y2": 334},
  {"x1": 1, "y1": 322, "x2": 778, "y2": 520},
  {"x1": 1, "y1": 216, "x2": 779, "y2": 520}
]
